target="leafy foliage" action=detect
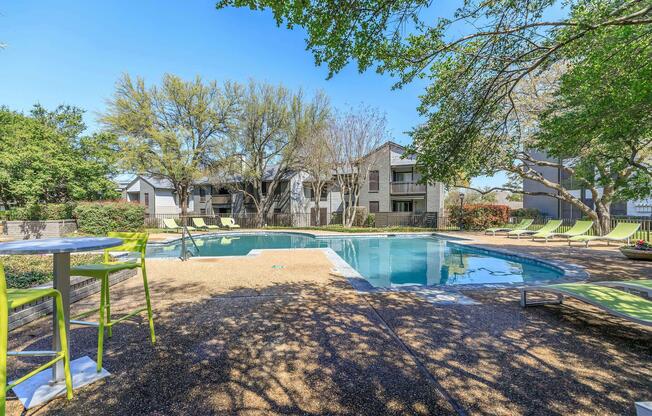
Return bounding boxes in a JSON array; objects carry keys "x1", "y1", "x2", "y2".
[
  {"x1": 101, "y1": 74, "x2": 240, "y2": 216},
  {"x1": 220, "y1": 81, "x2": 330, "y2": 225},
  {"x1": 510, "y1": 208, "x2": 542, "y2": 219},
  {"x1": 537, "y1": 25, "x2": 652, "y2": 200},
  {"x1": 3, "y1": 253, "x2": 105, "y2": 288},
  {"x1": 73, "y1": 201, "x2": 145, "y2": 235},
  {"x1": 0, "y1": 105, "x2": 119, "y2": 207},
  {"x1": 0, "y1": 203, "x2": 76, "y2": 221},
  {"x1": 450, "y1": 204, "x2": 510, "y2": 230}
]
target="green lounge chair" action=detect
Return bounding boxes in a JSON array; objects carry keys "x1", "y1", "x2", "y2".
[
  {"x1": 521, "y1": 283, "x2": 652, "y2": 327},
  {"x1": 220, "y1": 217, "x2": 241, "y2": 230},
  {"x1": 163, "y1": 218, "x2": 196, "y2": 232},
  {"x1": 508, "y1": 219, "x2": 562, "y2": 239},
  {"x1": 531, "y1": 220, "x2": 593, "y2": 242},
  {"x1": 568, "y1": 222, "x2": 641, "y2": 247},
  {"x1": 594, "y1": 279, "x2": 652, "y2": 297},
  {"x1": 192, "y1": 217, "x2": 220, "y2": 230},
  {"x1": 485, "y1": 219, "x2": 534, "y2": 236}
]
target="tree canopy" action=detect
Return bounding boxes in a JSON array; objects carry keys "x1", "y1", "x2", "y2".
[
  {"x1": 101, "y1": 73, "x2": 240, "y2": 216},
  {"x1": 220, "y1": 81, "x2": 330, "y2": 225},
  {"x1": 0, "y1": 105, "x2": 119, "y2": 208}
]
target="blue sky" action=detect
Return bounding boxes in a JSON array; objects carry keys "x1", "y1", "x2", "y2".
[{"x1": 0, "y1": 0, "x2": 505, "y2": 187}]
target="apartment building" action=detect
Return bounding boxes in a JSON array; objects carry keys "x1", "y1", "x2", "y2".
[
  {"x1": 356, "y1": 141, "x2": 444, "y2": 215},
  {"x1": 523, "y1": 150, "x2": 652, "y2": 218},
  {"x1": 119, "y1": 141, "x2": 446, "y2": 225}
]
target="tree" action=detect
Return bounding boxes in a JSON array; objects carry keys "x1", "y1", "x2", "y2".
[
  {"x1": 327, "y1": 106, "x2": 387, "y2": 227},
  {"x1": 0, "y1": 105, "x2": 119, "y2": 208},
  {"x1": 101, "y1": 73, "x2": 240, "y2": 219},
  {"x1": 220, "y1": 82, "x2": 329, "y2": 226},
  {"x1": 415, "y1": 25, "x2": 651, "y2": 233},
  {"x1": 299, "y1": 115, "x2": 332, "y2": 226}
]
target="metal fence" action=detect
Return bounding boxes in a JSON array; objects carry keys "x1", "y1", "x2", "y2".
[
  {"x1": 144, "y1": 213, "x2": 312, "y2": 229},
  {"x1": 144, "y1": 212, "x2": 650, "y2": 240}
]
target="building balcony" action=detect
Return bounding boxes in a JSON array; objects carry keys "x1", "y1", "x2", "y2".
[
  {"x1": 211, "y1": 195, "x2": 232, "y2": 204},
  {"x1": 390, "y1": 182, "x2": 426, "y2": 194}
]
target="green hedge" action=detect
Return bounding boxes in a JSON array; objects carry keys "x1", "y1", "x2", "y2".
[
  {"x1": 2, "y1": 253, "x2": 105, "y2": 288},
  {"x1": 450, "y1": 204, "x2": 511, "y2": 230},
  {"x1": 0, "y1": 203, "x2": 76, "y2": 221},
  {"x1": 73, "y1": 201, "x2": 145, "y2": 235},
  {"x1": 511, "y1": 208, "x2": 541, "y2": 218}
]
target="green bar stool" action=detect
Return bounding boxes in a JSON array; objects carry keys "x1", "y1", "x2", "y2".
[
  {"x1": 70, "y1": 232, "x2": 155, "y2": 372},
  {"x1": 0, "y1": 262, "x2": 73, "y2": 415}
]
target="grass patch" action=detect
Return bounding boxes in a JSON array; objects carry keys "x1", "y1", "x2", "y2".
[{"x1": 1, "y1": 253, "x2": 105, "y2": 288}]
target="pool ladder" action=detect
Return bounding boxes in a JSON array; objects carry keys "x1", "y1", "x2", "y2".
[{"x1": 179, "y1": 224, "x2": 200, "y2": 261}]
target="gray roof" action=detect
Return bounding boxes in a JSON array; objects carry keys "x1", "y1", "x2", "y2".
[{"x1": 130, "y1": 175, "x2": 175, "y2": 190}]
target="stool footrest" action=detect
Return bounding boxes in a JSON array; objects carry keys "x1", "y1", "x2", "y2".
[
  {"x1": 109, "y1": 307, "x2": 147, "y2": 326},
  {"x1": 8, "y1": 350, "x2": 58, "y2": 357},
  {"x1": 71, "y1": 307, "x2": 101, "y2": 320},
  {"x1": 70, "y1": 320, "x2": 100, "y2": 328}
]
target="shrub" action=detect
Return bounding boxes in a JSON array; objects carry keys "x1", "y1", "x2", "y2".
[
  {"x1": 3, "y1": 253, "x2": 106, "y2": 288},
  {"x1": 511, "y1": 208, "x2": 541, "y2": 218},
  {"x1": 0, "y1": 203, "x2": 76, "y2": 221},
  {"x1": 73, "y1": 201, "x2": 145, "y2": 235},
  {"x1": 365, "y1": 213, "x2": 376, "y2": 227},
  {"x1": 450, "y1": 204, "x2": 510, "y2": 230}
]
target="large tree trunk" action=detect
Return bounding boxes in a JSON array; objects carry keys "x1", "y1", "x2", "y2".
[
  {"x1": 594, "y1": 200, "x2": 612, "y2": 235},
  {"x1": 312, "y1": 182, "x2": 323, "y2": 227},
  {"x1": 178, "y1": 185, "x2": 189, "y2": 225},
  {"x1": 255, "y1": 209, "x2": 265, "y2": 227}
]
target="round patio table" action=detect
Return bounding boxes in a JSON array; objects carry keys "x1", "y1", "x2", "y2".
[{"x1": 0, "y1": 237, "x2": 122, "y2": 386}]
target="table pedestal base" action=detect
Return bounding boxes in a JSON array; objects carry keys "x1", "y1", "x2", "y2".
[{"x1": 11, "y1": 356, "x2": 110, "y2": 409}]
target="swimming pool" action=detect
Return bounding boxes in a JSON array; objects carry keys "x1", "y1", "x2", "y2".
[{"x1": 146, "y1": 233, "x2": 564, "y2": 288}]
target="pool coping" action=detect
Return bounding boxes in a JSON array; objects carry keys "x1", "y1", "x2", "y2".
[{"x1": 146, "y1": 230, "x2": 590, "y2": 295}]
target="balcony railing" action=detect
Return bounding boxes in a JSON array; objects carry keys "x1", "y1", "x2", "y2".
[
  {"x1": 211, "y1": 195, "x2": 231, "y2": 204},
  {"x1": 390, "y1": 182, "x2": 426, "y2": 194}
]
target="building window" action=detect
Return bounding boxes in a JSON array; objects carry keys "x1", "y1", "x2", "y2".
[
  {"x1": 304, "y1": 186, "x2": 314, "y2": 200},
  {"x1": 392, "y1": 200, "x2": 413, "y2": 212},
  {"x1": 199, "y1": 187, "x2": 206, "y2": 203},
  {"x1": 369, "y1": 170, "x2": 379, "y2": 192},
  {"x1": 144, "y1": 193, "x2": 149, "y2": 207},
  {"x1": 320, "y1": 185, "x2": 328, "y2": 201},
  {"x1": 369, "y1": 201, "x2": 379, "y2": 213},
  {"x1": 200, "y1": 208, "x2": 206, "y2": 215}
]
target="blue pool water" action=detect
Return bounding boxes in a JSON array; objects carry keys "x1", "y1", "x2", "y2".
[{"x1": 146, "y1": 233, "x2": 563, "y2": 288}]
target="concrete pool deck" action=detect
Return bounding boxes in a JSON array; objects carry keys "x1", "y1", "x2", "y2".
[{"x1": 4, "y1": 232, "x2": 651, "y2": 415}]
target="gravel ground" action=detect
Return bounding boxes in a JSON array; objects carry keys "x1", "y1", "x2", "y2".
[{"x1": 4, "y1": 241, "x2": 651, "y2": 416}]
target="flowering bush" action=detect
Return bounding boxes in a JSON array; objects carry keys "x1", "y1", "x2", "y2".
[
  {"x1": 450, "y1": 204, "x2": 510, "y2": 230},
  {"x1": 633, "y1": 240, "x2": 652, "y2": 251}
]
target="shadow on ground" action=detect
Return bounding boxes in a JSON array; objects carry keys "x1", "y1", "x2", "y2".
[
  {"x1": 5, "y1": 275, "x2": 651, "y2": 415},
  {"x1": 8, "y1": 279, "x2": 455, "y2": 416}
]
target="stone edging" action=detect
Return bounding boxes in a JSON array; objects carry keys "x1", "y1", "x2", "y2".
[{"x1": 9, "y1": 269, "x2": 137, "y2": 330}]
